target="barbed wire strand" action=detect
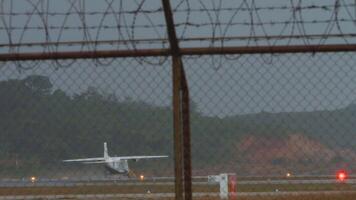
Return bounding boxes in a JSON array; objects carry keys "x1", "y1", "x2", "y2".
[{"x1": 0, "y1": 0, "x2": 355, "y2": 69}]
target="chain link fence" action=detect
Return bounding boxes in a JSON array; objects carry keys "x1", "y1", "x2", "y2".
[
  {"x1": 185, "y1": 53, "x2": 356, "y2": 175},
  {"x1": 2, "y1": 52, "x2": 356, "y2": 200},
  {"x1": 0, "y1": 58, "x2": 175, "y2": 198},
  {"x1": 1, "y1": 0, "x2": 356, "y2": 200}
]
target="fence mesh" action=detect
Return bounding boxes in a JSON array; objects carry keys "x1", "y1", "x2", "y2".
[
  {"x1": 1, "y1": 0, "x2": 356, "y2": 200},
  {"x1": 185, "y1": 53, "x2": 356, "y2": 175},
  {"x1": 0, "y1": 58, "x2": 175, "y2": 198}
]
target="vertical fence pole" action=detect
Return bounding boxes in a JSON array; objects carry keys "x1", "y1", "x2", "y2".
[
  {"x1": 161, "y1": 0, "x2": 192, "y2": 200},
  {"x1": 172, "y1": 56, "x2": 184, "y2": 200},
  {"x1": 181, "y1": 68, "x2": 192, "y2": 200}
]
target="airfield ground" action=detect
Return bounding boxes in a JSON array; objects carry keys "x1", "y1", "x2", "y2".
[
  {"x1": 0, "y1": 181, "x2": 355, "y2": 199},
  {"x1": 0, "y1": 183, "x2": 354, "y2": 195}
]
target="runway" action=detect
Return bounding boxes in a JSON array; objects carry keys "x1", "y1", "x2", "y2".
[
  {"x1": 0, "y1": 177, "x2": 355, "y2": 199},
  {"x1": 1, "y1": 177, "x2": 356, "y2": 187}
]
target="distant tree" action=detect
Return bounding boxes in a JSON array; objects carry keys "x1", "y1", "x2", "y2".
[{"x1": 23, "y1": 75, "x2": 53, "y2": 95}]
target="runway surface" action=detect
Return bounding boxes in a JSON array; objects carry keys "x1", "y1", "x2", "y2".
[
  {"x1": 0, "y1": 177, "x2": 355, "y2": 199},
  {"x1": 1, "y1": 177, "x2": 356, "y2": 187}
]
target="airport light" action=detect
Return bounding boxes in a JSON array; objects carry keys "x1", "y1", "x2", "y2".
[
  {"x1": 30, "y1": 176, "x2": 36, "y2": 183},
  {"x1": 337, "y1": 170, "x2": 347, "y2": 182},
  {"x1": 140, "y1": 175, "x2": 145, "y2": 181},
  {"x1": 286, "y1": 172, "x2": 291, "y2": 178}
]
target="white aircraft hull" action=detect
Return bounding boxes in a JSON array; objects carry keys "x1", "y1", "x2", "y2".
[{"x1": 63, "y1": 142, "x2": 168, "y2": 176}]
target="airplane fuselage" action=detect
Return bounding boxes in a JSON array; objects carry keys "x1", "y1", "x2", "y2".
[{"x1": 105, "y1": 159, "x2": 129, "y2": 174}]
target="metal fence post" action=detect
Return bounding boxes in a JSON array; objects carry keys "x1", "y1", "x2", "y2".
[{"x1": 161, "y1": 0, "x2": 192, "y2": 200}]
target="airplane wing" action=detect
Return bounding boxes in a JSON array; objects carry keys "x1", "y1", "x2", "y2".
[
  {"x1": 82, "y1": 161, "x2": 108, "y2": 164},
  {"x1": 63, "y1": 157, "x2": 105, "y2": 162},
  {"x1": 110, "y1": 155, "x2": 168, "y2": 161}
]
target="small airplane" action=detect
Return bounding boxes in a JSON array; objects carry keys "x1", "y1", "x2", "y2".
[{"x1": 63, "y1": 142, "x2": 168, "y2": 176}]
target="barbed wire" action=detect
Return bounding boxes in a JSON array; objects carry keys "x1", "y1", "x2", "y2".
[
  {"x1": 1, "y1": 0, "x2": 356, "y2": 69},
  {"x1": 2, "y1": 18, "x2": 356, "y2": 31},
  {"x1": 2, "y1": 3, "x2": 355, "y2": 19}
]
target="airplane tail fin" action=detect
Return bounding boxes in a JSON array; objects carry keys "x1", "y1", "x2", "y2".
[{"x1": 104, "y1": 142, "x2": 109, "y2": 159}]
